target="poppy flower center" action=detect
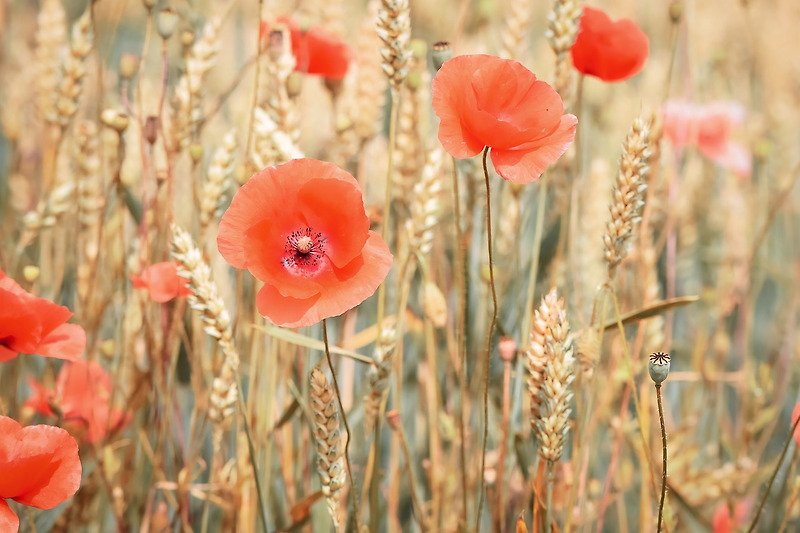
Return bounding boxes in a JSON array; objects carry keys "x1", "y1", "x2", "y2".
[{"x1": 282, "y1": 227, "x2": 327, "y2": 277}]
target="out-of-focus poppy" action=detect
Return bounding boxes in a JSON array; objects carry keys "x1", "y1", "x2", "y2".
[
  {"x1": 217, "y1": 158, "x2": 392, "y2": 327},
  {"x1": 431, "y1": 54, "x2": 577, "y2": 184},
  {"x1": 260, "y1": 17, "x2": 353, "y2": 80},
  {"x1": 570, "y1": 6, "x2": 649, "y2": 82},
  {"x1": 0, "y1": 269, "x2": 85, "y2": 362},
  {"x1": 26, "y1": 359, "x2": 130, "y2": 444},
  {"x1": 661, "y1": 100, "x2": 751, "y2": 176},
  {"x1": 131, "y1": 262, "x2": 191, "y2": 303},
  {"x1": 0, "y1": 415, "x2": 81, "y2": 532},
  {"x1": 711, "y1": 501, "x2": 748, "y2": 533}
]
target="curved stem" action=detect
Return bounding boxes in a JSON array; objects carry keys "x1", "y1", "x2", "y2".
[
  {"x1": 747, "y1": 411, "x2": 800, "y2": 532},
  {"x1": 322, "y1": 319, "x2": 361, "y2": 531},
  {"x1": 476, "y1": 146, "x2": 499, "y2": 531},
  {"x1": 656, "y1": 383, "x2": 667, "y2": 532},
  {"x1": 235, "y1": 369, "x2": 270, "y2": 533}
]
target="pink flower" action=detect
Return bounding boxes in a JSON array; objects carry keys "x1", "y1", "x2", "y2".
[{"x1": 661, "y1": 100, "x2": 751, "y2": 176}]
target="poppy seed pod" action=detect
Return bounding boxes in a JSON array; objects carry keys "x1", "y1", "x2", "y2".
[
  {"x1": 431, "y1": 41, "x2": 452, "y2": 71},
  {"x1": 157, "y1": 9, "x2": 178, "y2": 40},
  {"x1": 649, "y1": 352, "x2": 671, "y2": 384}
]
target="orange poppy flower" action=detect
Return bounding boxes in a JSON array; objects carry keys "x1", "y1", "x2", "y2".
[
  {"x1": 218, "y1": 159, "x2": 392, "y2": 327},
  {"x1": 432, "y1": 54, "x2": 577, "y2": 184},
  {"x1": 0, "y1": 269, "x2": 85, "y2": 362},
  {"x1": 26, "y1": 359, "x2": 130, "y2": 444},
  {"x1": 261, "y1": 17, "x2": 353, "y2": 80},
  {"x1": 661, "y1": 100, "x2": 751, "y2": 176},
  {"x1": 570, "y1": 6, "x2": 649, "y2": 82},
  {"x1": 131, "y1": 262, "x2": 191, "y2": 303},
  {"x1": 0, "y1": 415, "x2": 81, "y2": 532}
]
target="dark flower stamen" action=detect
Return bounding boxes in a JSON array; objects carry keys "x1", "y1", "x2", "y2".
[{"x1": 283, "y1": 227, "x2": 326, "y2": 271}]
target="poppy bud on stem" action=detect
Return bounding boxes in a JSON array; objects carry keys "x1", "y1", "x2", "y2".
[{"x1": 650, "y1": 352, "x2": 671, "y2": 532}]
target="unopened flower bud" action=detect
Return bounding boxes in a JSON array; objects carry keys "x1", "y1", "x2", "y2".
[
  {"x1": 668, "y1": 2, "x2": 684, "y2": 24},
  {"x1": 648, "y1": 352, "x2": 671, "y2": 384},
  {"x1": 142, "y1": 0, "x2": 156, "y2": 11},
  {"x1": 431, "y1": 41, "x2": 452, "y2": 71},
  {"x1": 144, "y1": 116, "x2": 159, "y2": 145},
  {"x1": 188, "y1": 142, "x2": 204, "y2": 163},
  {"x1": 120, "y1": 54, "x2": 139, "y2": 80},
  {"x1": 181, "y1": 29, "x2": 195, "y2": 48},
  {"x1": 498, "y1": 336, "x2": 516, "y2": 362},
  {"x1": 386, "y1": 410, "x2": 402, "y2": 431}
]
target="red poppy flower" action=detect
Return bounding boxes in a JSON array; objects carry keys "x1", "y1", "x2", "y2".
[
  {"x1": 26, "y1": 359, "x2": 130, "y2": 444},
  {"x1": 131, "y1": 262, "x2": 191, "y2": 303},
  {"x1": 571, "y1": 6, "x2": 649, "y2": 82},
  {"x1": 0, "y1": 415, "x2": 81, "y2": 532},
  {"x1": 260, "y1": 17, "x2": 353, "y2": 80},
  {"x1": 432, "y1": 54, "x2": 577, "y2": 184},
  {"x1": 712, "y1": 502, "x2": 747, "y2": 533},
  {"x1": 661, "y1": 100, "x2": 751, "y2": 176},
  {"x1": 0, "y1": 269, "x2": 85, "y2": 363},
  {"x1": 217, "y1": 158, "x2": 392, "y2": 328}
]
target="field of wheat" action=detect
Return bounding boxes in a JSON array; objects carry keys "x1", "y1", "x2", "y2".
[{"x1": 1, "y1": 0, "x2": 800, "y2": 531}]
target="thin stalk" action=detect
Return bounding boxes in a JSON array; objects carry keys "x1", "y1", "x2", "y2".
[
  {"x1": 747, "y1": 411, "x2": 800, "y2": 532},
  {"x1": 545, "y1": 462, "x2": 554, "y2": 532},
  {"x1": 656, "y1": 383, "x2": 668, "y2": 532},
  {"x1": 496, "y1": 358, "x2": 512, "y2": 531},
  {"x1": 322, "y1": 319, "x2": 361, "y2": 532},
  {"x1": 609, "y1": 288, "x2": 660, "y2": 500},
  {"x1": 476, "y1": 146, "x2": 499, "y2": 531},
  {"x1": 452, "y1": 156, "x2": 469, "y2": 525},
  {"x1": 235, "y1": 369, "x2": 270, "y2": 533},
  {"x1": 521, "y1": 175, "x2": 550, "y2": 344},
  {"x1": 377, "y1": 87, "x2": 400, "y2": 329}
]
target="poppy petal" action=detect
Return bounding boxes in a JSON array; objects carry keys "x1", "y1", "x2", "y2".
[
  {"x1": 490, "y1": 114, "x2": 578, "y2": 183},
  {"x1": 571, "y1": 7, "x2": 649, "y2": 82},
  {"x1": 0, "y1": 501, "x2": 19, "y2": 533},
  {"x1": 25, "y1": 378, "x2": 55, "y2": 417},
  {"x1": 256, "y1": 231, "x2": 392, "y2": 327},
  {"x1": 0, "y1": 344, "x2": 17, "y2": 362},
  {"x1": 704, "y1": 141, "x2": 751, "y2": 177},
  {"x1": 35, "y1": 323, "x2": 86, "y2": 361},
  {"x1": 432, "y1": 57, "x2": 489, "y2": 158},
  {"x1": 297, "y1": 176, "x2": 369, "y2": 268},
  {"x1": 0, "y1": 416, "x2": 81, "y2": 509},
  {"x1": 218, "y1": 165, "x2": 304, "y2": 270}
]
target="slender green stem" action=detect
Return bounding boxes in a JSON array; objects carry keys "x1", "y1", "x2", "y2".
[
  {"x1": 521, "y1": 175, "x2": 550, "y2": 342},
  {"x1": 656, "y1": 383, "x2": 667, "y2": 532},
  {"x1": 451, "y1": 156, "x2": 469, "y2": 525},
  {"x1": 747, "y1": 410, "x2": 800, "y2": 532},
  {"x1": 376, "y1": 87, "x2": 400, "y2": 330},
  {"x1": 235, "y1": 370, "x2": 270, "y2": 533},
  {"x1": 476, "y1": 146, "x2": 499, "y2": 531},
  {"x1": 322, "y1": 319, "x2": 361, "y2": 531}
]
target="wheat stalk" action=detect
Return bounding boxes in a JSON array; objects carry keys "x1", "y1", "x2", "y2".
[
  {"x1": 51, "y1": 9, "x2": 93, "y2": 128},
  {"x1": 200, "y1": 129, "x2": 238, "y2": 229},
  {"x1": 310, "y1": 366, "x2": 347, "y2": 531},
  {"x1": 171, "y1": 16, "x2": 223, "y2": 150},
  {"x1": 545, "y1": 0, "x2": 582, "y2": 105},
  {"x1": 376, "y1": 0, "x2": 412, "y2": 90},
  {"x1": 34, "y1": 0, "x2": 67, "y2": 123},
  {"x1": 499, "y1": 0, "x2": 534, "y2": 60},
  {"x1": 603, "y1": 117, "x2": 651, "y2": 281},
  {"x1": 405, "y1": 147, "x2": 444, "y2": 256},
  {"x1": 170, "y1": 225, "x2": 239, "y2": 432}
]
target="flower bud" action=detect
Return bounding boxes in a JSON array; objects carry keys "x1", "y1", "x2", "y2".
[
  {"x1": 498, "y1": 336, "x2": 516, "y2": 362},
  {"x1": 120, "y1": 54, "x2": 139, "y2": 80},
  {"x1": 157, "y1": 8, "x2": 178, "y2": 40},
  {"x1": 23, "y1": 265, "x2": 40, "y2": 282},
  {"x1": 144, "y1": 116, "x2": 159, "y2": 145},
  {"x1": 431, "y1": 41, "x2": 452, "y2": 71},
  {"x1": 648, "y1": 352, "x2": 671, "y2": 384}
]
